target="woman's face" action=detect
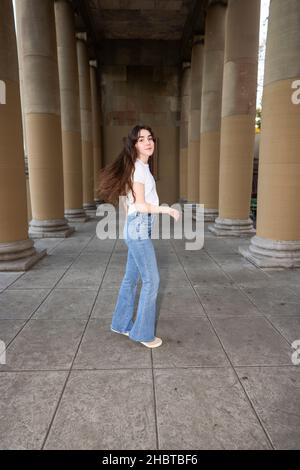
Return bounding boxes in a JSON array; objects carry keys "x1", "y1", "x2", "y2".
[{"x1": 135, "y1": 129, "x2": 155, "y2": 158}]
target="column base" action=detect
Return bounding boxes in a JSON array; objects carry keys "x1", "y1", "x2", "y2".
[
  {"x1": 65, "y1": 209, "x2": 90, "y2": 224},
  {"x1": 239, "y1": 235, "x2": 300, "y2": 268},
  {"x1": 208, "y1": 217, "x2": 255, "y2": 237},
  {"x1": 193, "y1": 208, "x2": 218, "y2": 222},
  {"x1": 0, "y1": 239, "x2": 47, "y2": 272},
  {"x1": 29, "y1": 218, "x2": 75, "y2": 238},
  {"x1": 83, "y1": 202, "x2": 98, "y2": 218}
]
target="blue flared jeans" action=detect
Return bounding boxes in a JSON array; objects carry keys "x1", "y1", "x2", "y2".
[{"x1": 111, "y1": 212, "x2": 160, "y2": 342}]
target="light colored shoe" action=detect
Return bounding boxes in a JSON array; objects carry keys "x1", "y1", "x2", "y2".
[
  {"x1": 111, "y1": 328, "x2": 129, "y2": 337},
  {"x1": 140, "y1": 337, "x2": 162, "y2": 348}
]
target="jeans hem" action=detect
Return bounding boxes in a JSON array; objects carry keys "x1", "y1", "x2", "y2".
[{"x1": 129, "y1": 336, "x2": 155, "y2": 342}]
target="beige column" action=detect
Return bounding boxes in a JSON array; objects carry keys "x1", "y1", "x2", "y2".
[
  {"x1": 179, "y1": 62, "x2": 191, "y2": 203},
  {"x1": 0, "y1": 0, "x2": 46, "y2": 271},
  {"x1": 199, "y1": 1, "x2": 226, "y2": 221},
  {"x1": 55, "y1": 0, "x2": 88, "y2": 223},
  {"x1": 186, "y1": 36, "x2": 204, "y2": 207},
  {"x1": 15, "y1": 0, "x2": 74, "y2": 238},
  {"x1": 76, "y1": 34, "x2": 96, "y2": 215},
  {"x1": 240, "y1": 0, "x2": 300, "y2": 267},
  {"x1": 209, "y1": 0, "x2": 260, "y2": 236},
  {"x1": 15, "y1": 8, "x2": 28, "y2": 173},
  {"x1": 89, "y1": 60, "x2": 103, "y2": 205}
]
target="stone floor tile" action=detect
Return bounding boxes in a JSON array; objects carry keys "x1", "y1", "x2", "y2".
[
  {"x1": 56, "y1": 268, "x2": 105, "y2": 289},
  {"x1": 154, "y1": 368, "x2": 271, "y2": 449},
  {"x1": 32, "y1": 288, "x2": 98, "y2": 320},
  {"x1": 194, "y1": 284, "x2": 261, "y2": 317},
  {"x1": 211, "y1": 317, "x2": 292, "y2": 366},
  {"x1": 0, "y1": 289, "x2": 50, "y2": 320},
  {"x1": 0, "y1": 371, "x2": 67, "y2": 449},
  {"x1": 236, "y1": 366, "x2": 300, "y2": 449},
  {"x1": 2, "y1": 319, "x2": 86, "y2": 370},
  {"x1": 153, "y1": 316, "x2": 229, "y2": 368},
  {"x1": 157, "y1": 286, "x2": 205, "y2": 316},
  {"x1": 0, "y1": 272, "x2": 24, "y2": 290},
  {"x1": 0, "y1": 319, "x2": 26, "y2": 344},
  {"x1": 73, "y1": 319, "x2": 152, "y2": 370},
  {"x1": 7, "y1": 269, "x2": 67, "y2": 289},
  {"x1": 264, "y1": 314, "x2": 300, "y2": 344},
  {"x1": 44, "y1": 369, "x2": 156, "y2": 450},
  {"x1": 240, "y1": 286, "x2": 300, "y2": 316}
]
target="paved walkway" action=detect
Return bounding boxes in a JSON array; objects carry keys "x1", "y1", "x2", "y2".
[{"x1": 0, "y1": 217, "x2": 300, "y2": 449}]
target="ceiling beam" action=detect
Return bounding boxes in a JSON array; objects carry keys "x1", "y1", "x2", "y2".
[{"x1": 180, "y1": 0, "x2": 209, "y2": 61}]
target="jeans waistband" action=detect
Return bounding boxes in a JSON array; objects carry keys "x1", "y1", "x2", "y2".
[{"x1": 127, "y1": 211, "x2": 152, "y2": 218}]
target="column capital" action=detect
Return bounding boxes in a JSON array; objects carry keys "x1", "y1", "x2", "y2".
[
  {"x1": 76, "y1": 32, "x2": 87, "y2": 42},
  {"x1": 89, "y1": 60, "x2": 98, "y2": 68}
]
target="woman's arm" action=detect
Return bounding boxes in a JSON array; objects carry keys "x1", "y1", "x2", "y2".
[{"x1": 133, "y1": 182, "x2": 180, "y2": 220}]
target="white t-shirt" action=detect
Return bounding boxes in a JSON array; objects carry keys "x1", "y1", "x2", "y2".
[{"x1": 126, "y1": 159, "x2": 159, "y2": 215}]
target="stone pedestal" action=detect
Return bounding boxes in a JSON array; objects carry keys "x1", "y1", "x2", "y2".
[
  {"x1": 29, "y1": 219, "x2": 75, "y2": 238},
  {"x1": 0, "y1": 240, "x2": 46, "y2": 272},
  {"x1": 240, "y1": 236, "x2": 300, "y2": 268},
  {"x1": 209, "y1": 217, "x2": 255, "y2": 237}
]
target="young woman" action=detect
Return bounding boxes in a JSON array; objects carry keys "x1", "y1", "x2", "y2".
[{"x1": 98, "y1": 125, "x2": 180, "y2": 348}]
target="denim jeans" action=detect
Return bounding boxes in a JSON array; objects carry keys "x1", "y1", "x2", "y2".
[{"x1": 111, "y1": 212, "x2": 160, "y2": 342}]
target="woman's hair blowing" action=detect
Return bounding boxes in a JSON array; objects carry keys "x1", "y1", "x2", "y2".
[{"x1": 96, "y1": 125, "x2": 155, "y2": 206}]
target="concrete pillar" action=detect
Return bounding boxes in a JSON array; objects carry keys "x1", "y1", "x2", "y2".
[
  {"x1": 0, "y1": 0, "x2": 46, "y2": 271},
  {"x1": 199, "y1": 1, "x2": 226, "y2": 222},
  {"x1": 89, "y1": 60, "x2": 102, "y2": 205},
  {"x1": 15, "y1": 0, "x2": 74, "y2": 238},
  {"x1": 186, "y1": 37, "x2": 204, "y2": 208},
  {"x1": 15, "y1": 7, "x2": 28, "y2": 174},
  {"x1": 179, "y1": 62, "x2": 191, "y2": 203},
  {"x1": 209, "y1": 0, "x2": 260, "y2": 236},
  {"x1": 76, "y1": 33, "x2": 96, "y2": 216},
  {"x1": 54, "y1": 0, "x2": 88, "y2": 223},
  {"x1": 240, "y1": 0, "x2": 300, "y2": 267}
]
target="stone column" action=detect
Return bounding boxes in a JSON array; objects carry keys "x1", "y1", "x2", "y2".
[
  {"x1": 0, "y1": 0, "x2": 46, "y2": 271},
  {"x1": 186, "y1": 36, "x2": 204, "y2": 208},
  {"x1": 55, "y1": 0, "x2": 88, "y2": 223},
  {"x1": 89, "y1": 60, "x2": 102, "y2": 206},
  {"x1": 76, "y1": 33, "x2": 96, "y2": 216},
  {"x1": 209, "y1": 0, "x2": 260, "y2": 236},
  {"x1": 199, "y1": 1, "x2": 226, "y2": 222},
  {"x1": 240, "y1": 0, "x2": 300, "y2": 267},
  {"x1": 15, "y1": 0, "x2": 74, "y2": 238},
  {"x1": 179, "y1": 62, "x2": 191, "y2": 203},
  {"x1": 15, "y1": 8, "x2": 28, "y2": 174}
]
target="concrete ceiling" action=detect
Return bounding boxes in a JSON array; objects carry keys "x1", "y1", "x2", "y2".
[
  {"x1": 84, "y1": 0, "x2": 197, "y2": 40},
  {"x1": 72, "y1": 0, "x2": 209, "y2": 62}
]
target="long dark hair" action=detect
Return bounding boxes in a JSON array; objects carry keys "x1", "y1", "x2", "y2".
[{"x1": 96, "y1": 125, "x2": 156, "y2": 206}]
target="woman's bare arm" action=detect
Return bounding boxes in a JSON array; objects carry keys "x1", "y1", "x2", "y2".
[{"x1": 133, "y1": 182, "x2": 180, "y2": 220}]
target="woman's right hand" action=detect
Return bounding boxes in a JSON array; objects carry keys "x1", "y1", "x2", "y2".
[{"x1": 169, "y1": 208, "x2": 180, "y2": 221}]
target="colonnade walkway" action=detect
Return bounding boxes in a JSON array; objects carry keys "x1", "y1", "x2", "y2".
[{"x1": 0, "y1": 218, "x2": 299, "y2": 449}]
